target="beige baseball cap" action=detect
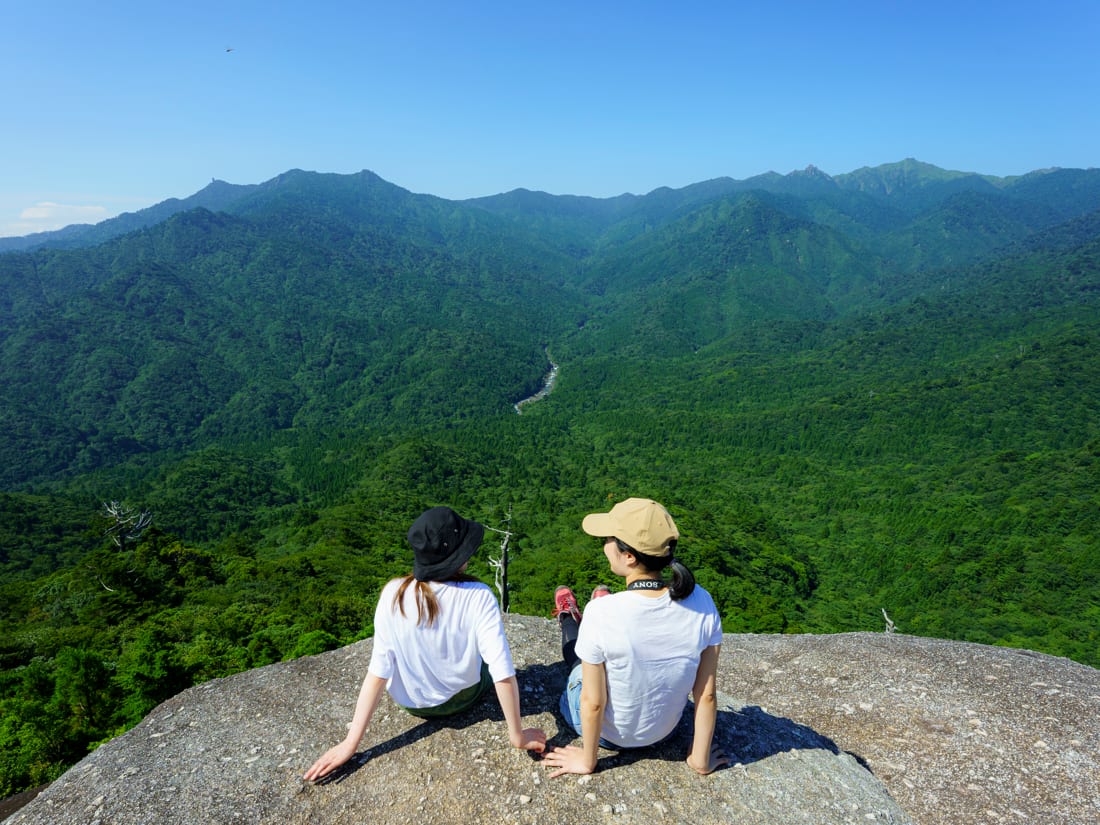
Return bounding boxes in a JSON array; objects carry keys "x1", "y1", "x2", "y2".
[{"x1": 581, "y1": 497, "x2": 679, "y2": 556}]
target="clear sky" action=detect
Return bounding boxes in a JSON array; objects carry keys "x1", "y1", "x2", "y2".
[{"x1": 2, "y1": 0, "x2": 1098, "y2": 237}]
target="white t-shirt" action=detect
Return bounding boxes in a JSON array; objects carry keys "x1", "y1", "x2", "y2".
[
  {"x1": 574, "y1": 585, "x2": 723, "y2": 748},
  {"x1": 367, "y1": 579, "x2": 515, "y2": 708}
]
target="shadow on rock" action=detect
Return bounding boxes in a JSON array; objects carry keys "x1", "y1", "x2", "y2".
[
  {"x1": 718, "y1": 703, "x2": 843, "y2": 764},
  {"x1": 572, "y1": 698, "x2": 856, "y2": 775},
  {"x1": 317, "y1": 662, "x2": 565, "y2": 784}
]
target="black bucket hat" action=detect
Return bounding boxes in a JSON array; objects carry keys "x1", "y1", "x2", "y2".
[{"x1": 408, "y1": 506, "x2": 485, "y2": 582}]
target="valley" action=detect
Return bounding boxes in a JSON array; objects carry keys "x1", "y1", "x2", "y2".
[{"x1": 514, "y1": 350, "x2": 558, "y2": 413}]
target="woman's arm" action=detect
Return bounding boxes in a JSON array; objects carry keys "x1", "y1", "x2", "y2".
[
  {"x1": 686, "y1": 644, "x2": 727, "y2": 775},
  {"x1": 493, "y1": 675, "x2": 547, "y2": 752},
  {"x1": 303, "y1": 672, "x2": 387, "y2": 781},
  {"x1": 543, "y1": 660, "x2": 606, "y2": 778}
]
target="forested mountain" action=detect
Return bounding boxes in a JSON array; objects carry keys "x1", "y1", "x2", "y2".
[
  {"x1": 1, "y1": 161, "x2": 1098, "y2": 796},
  {"x1": 0, "y1": 179, "x2": 261, "y2": 254}
]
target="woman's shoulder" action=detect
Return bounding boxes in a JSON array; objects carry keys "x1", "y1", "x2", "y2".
[
  {"x1": 446, "y1": 578, "x2": 493, "y2": 592},
  {"x1": 680, "y1": 584, "x2": 719, "y2": 614},
  {"x1": 689, "y1": 583, "x2": 715, "y2": 601},
  {"x1": 440, "y1": 578, "x2": 497, "y2": 603},
  {"x1": 379, "y1": 576, "x2": 406, "y2": 596}
]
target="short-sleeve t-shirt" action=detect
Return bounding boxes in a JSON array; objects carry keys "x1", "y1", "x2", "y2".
[
  {"x1": 574, "y1": 585, "x2": 723, "y2": 748},
  {"x1": 368, "y1": 579, "x2": 515, "y2": 709}
]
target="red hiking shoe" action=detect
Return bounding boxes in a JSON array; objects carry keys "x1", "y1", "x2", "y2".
[{"x1": 553, "y1": 586, "x2": 582, "y2": 624}]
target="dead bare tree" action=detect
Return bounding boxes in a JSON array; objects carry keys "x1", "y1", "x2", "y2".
[
  {"x1": 103, "y1": 501, "x2": 153, "y2": 552},
  {"x1": 485, "y1": 507, "x2": 514, "y2": 613},
  {"x1": 882, "y1": 608, "x2": 897, "y2": 634},
  {"x1": 90, "y1": 501, "x2": 153, "y2": 591}
]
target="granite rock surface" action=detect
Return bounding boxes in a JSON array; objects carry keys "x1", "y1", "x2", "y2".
[{"x1": 6, "y1": 616, "x2": 1098, "y2": 825}]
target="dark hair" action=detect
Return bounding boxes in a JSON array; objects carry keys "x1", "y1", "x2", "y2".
[
  {"x1": 392, "y1": 572, "x2": 479, "y2": 627},
  {"x1": 615, "y1": 538, "x2": 696, "y2": 601}
]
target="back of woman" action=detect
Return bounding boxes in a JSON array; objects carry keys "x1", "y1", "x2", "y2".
[
  {"x1": 542, "y1": 497, "x2": 727, "y2": 778},
  {"x1": 575, "y1": 584, "x2": 722, "y2": 747},
  {"x1": 373, "y1": 577, "x2": 512, "y2": 709},
  {"x1": 303, "y1": 506, "x2": 545, "y2": 783}
]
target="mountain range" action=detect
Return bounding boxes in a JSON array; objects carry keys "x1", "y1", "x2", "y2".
[{"x1": 2, "y1": 160, "x2": 1099, "y2": 479}]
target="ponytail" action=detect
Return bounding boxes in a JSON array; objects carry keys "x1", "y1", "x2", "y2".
[
  {"x1": 393, "y1": 575, "x2": 440, "y2": 627},
  {"x1": 392, "y1": 572, "x2": 480, "y2": 627},
  {"x1": 665, "y1": 557, "x2": 696, "y2": 601},
  {"x1": 621, "y1": 538, "x2": 697, "y2": 601}
]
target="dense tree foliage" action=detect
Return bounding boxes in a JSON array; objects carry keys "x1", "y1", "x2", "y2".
[{"x1": 1, "y1": 163, "x2": 1098, "y2": 795}]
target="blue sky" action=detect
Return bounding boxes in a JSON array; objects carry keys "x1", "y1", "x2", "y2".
[{"x1": 2, "y1": 0, "x2": 1098, "y2": 237}]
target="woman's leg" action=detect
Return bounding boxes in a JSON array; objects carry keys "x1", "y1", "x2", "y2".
[
  {"x1": 558, "y1": 661, "x2": 584, "y2": 734},
  {"x1": 553, "y1": 586, "x2": 585, "y2": 733},
  {"x1": 553, "y1": 586, "x2": 582, "y2": 669},
  {"x1": 561, "y1": 612, "x2": 580, "y2": 669}
]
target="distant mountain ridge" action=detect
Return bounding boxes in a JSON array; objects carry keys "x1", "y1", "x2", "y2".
[
  {"x1": 0, "y1": 179, "x2": 260, "y2": 253},
  {"x1": 3, "y1": 160, "x2": 1096, "y2": 254}
]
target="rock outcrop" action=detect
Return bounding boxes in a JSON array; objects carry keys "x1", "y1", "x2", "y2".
[{"x1": 5, "y1": 616, "x2": 1098, "y2": 825}]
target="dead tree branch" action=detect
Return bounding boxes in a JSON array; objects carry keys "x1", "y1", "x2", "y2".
[
  {"x1": 485, "y1": 507, "x2": 514, "y2": 613},
  {"x1": 103, "y1": 501, "x2": 153, "y2": 552},
  {"x1": 882, "y1": 608, "x2": 897, "y2": 634}
]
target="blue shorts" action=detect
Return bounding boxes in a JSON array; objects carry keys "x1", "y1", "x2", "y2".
[
  {"x1": 559, "y1": 663, "x2": 620, "y2": 749},
  {"x1": 559, "y1": 662, "x2": 684, "y2": 750}
]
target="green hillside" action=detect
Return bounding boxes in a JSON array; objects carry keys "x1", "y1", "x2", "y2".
[{"x1": 0, "y1": 162, "x2": 1097, "y2": 795}]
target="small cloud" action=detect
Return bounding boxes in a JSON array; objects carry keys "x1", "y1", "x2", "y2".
[
  {"x1": 22, "y1": 201, "x2": 108, "y2": 225},
  {"x1": 0, "y1": 201, "x2": 111, "y2": 238}
]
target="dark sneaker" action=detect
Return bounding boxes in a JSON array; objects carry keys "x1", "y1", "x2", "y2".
[
  {"x1": 553, "y1": 586, "x2": 582, "y2": 624},
  {"x1": 590, "y1": 584, "x2": 612, "y2": 600}
]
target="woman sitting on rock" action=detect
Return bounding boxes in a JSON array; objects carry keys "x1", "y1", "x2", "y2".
[
  {"x1": 541, "y1": 497, "x2": 727, "y2": 777},
  {"x1": 304, "y1": 506, "x2": 546, "y2": 781}
]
